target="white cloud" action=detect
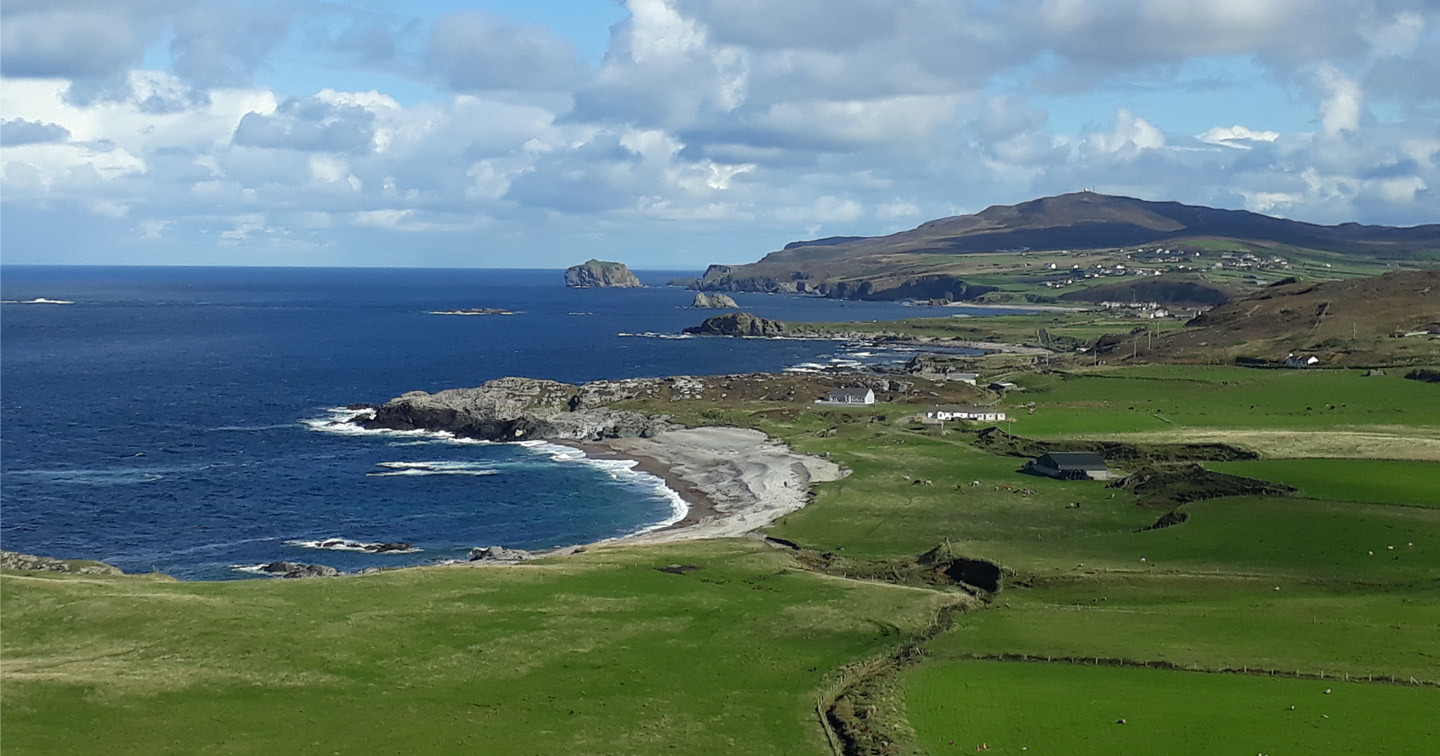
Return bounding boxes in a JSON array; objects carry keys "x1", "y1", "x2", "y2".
[
  {"x1": 1086, "y1": 109, "x2": 1166, "y2": 154},
  {"x1": 1316, "y1": 64, "x2": 1365, "y2": 135},
  {"x1": 1198, "y1": 125, "x2": 1282, "y2": 149}
]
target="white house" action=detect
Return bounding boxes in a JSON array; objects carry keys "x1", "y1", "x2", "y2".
[
  {"x1": 826, "y1": 387, "x2": 876, "y2": 405},
  {"x1": 924, "y1": 405, "x2": 1007, "y2": 423}
]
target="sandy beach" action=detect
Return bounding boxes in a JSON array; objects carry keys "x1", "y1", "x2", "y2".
[{"x1": 570, "y1": 427, "x2": 845, "y2": 545}]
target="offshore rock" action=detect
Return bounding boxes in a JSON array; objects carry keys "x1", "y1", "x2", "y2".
[
  {"x1": 258, "y1": 562, "x2": 339, "y2": 578},
  {"x1": 360, "y1": 376, "x2": 679, "y2": 442},
  {"x1": 683, "y1": 312, "x2": 787, "y2": 337},
  {"x1": 691, "y1": 292, "x2": 739, "y2": 308},
  {"x1": 564, "y1": 259, "x2": 644, "y2": 288}
]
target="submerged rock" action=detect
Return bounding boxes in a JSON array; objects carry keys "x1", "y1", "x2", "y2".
[{"x1": 564, "y1": 259, "x2": 644, "y2": 288}]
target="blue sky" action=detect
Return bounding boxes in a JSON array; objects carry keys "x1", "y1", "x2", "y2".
[{"x1": 2, "y1": 0, "x2": 1437, "y2": 268}]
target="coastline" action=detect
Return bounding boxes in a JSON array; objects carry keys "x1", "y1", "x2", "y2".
[{"x1": 559, "y1": 426, "x2": 845, "y2": 547}]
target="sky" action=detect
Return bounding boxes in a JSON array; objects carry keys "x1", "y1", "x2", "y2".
[{"x1": 2, "y1": 0, "x2": 1437, "y2": 269}]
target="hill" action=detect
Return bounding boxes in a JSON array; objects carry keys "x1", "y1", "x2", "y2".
[
  {"x1": 1099, "y1": 269, "x2": 1440, "y2": 366},
  {"x1": 696, "y1": 192, "x2": 1440, "y2": 304}
]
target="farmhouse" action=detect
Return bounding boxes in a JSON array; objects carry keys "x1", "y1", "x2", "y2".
[
  {"x1": 924, "y1": 405, "x2": 1008, "y2": 423},
  {"x1": 1283, "y1": 353, "x2": 1321, "y2": 367},
  {"x1": 825, "y1": 387, "x2": 876, "y2": 405},
  {"x1": 1025, "y1": 451, "x2": 1112, "y2": 481}
]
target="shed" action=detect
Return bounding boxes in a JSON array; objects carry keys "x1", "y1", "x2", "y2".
[
  {"x1": 988, "y1": 381, "x2": 1019, "y2": 391},
  {"x1": 1027, "y1": 451, "x2": 1111, "y2": 480}
]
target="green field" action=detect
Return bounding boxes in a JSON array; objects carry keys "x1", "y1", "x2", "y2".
[
  {"x1": 5, "y1": 365, "x2": 1439, "y2": 754},
  {"x1": 1, "y1": 541, "x2": 951, "y2": 755},
  {"x1": 1209, "y1": 458, "x2": 1440, "y2": 507},
  {"x1": 906, "y1": 661, "x2": 1440, "y2": 755}
]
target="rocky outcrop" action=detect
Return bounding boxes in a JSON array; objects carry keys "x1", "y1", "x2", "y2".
[
  {"x1": 257, "y1": 562, "x2": 339, "y2": 579},
  {"x1": 683, "y1": 312, "x2": 787, "y2": 337},
  {"x1": 691, "y1": 292, "x2": 739, "y2": 308},
  {"x1": 1, "y1": 550, "x2": 123, "y2": 575},
  {"x1": 359, "y1": 376, "x2": 679, "y2": 442},
  {"x1": 468, "y1": 546, "x2": 534, "y2": 562},
  {"x1": 564, "y1": 259, "x2": 644, "y2": 288}
]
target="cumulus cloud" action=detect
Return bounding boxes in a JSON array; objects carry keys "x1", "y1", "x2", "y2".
[
  {"x1": 1198, "y1": 125, "x2": 1282, "y2": 149},
  {"x1": 2, "y1": 119, "x2": 73, "y2": 145},
  {"x1": 3, "y1": 0, "x2": 1438, "y2": 265},
  {"x1": 233, "y1": 96, "x2": 378, "y2": 154}
]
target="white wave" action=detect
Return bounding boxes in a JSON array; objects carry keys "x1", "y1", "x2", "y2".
[
  {"x1": 617, "y1": 332, "x2": 694, "y2": 340},
  {"x1": 230, "y1": 564, "x2": 275, "y2": 576},
  {"x1": 303, "y1": 406, "x2": 500, "y2": 447},
  {"x1": 284, "y1": 537, "x2": 422, "y2": 554},
  {"x1": 367, "y1": 461, "x2": 499, "y2": 477},
  {"x1": 2, "y1": 297, "x2": 75, "y2": 305},
  {"x1": 512, "y1": 442, "x2": 688, "y2": 537}
]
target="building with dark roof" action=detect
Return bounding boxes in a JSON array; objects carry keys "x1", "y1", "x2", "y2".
[{"x1": 1025, "y1": 451, "x2": 1112, "y2": 480}]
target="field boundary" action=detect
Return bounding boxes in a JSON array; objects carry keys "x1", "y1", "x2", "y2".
[{"x1": 954, "y1": 651, "x2": 1440, "y2": 688}]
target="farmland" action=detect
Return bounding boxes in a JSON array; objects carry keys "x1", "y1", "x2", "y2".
[{"x1": 4, "y1": 363, "x2": 1438, "y2": 754}]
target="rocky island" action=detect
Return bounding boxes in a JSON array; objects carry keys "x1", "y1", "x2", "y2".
[
  {"x1": 690, "y1": 292, "x2": 738, "y2": 308},
  {"x1": 564, "y1": 259, "x2": 644, "y2": 288}
]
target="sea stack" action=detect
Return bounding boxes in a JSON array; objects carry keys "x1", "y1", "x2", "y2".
[
  {"x1": 691, "y1": 292, "x2": 739, "y2": 308},
  {"x1": 564, "y1": 259, "x2": 644, "y2": 288}
]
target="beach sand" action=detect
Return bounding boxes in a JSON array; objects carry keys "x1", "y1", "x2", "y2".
[{"x1": 570, "y1": 427, "x2": 845, "y2": 545}]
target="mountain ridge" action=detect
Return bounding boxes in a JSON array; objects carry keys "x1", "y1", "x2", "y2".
[{"x1": 697, "y1": 192, "x2": 1440, "y2": 303}]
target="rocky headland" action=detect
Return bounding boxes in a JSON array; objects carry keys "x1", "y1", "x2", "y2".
[
  {"x1": 2, "y1": 550, "x2": 123, "y2": 575},
  {"x1": 564, "y1": 259, "x2": 644, "y2": 288}
]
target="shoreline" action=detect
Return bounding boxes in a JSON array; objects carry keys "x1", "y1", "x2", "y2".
[{"x1": 555, "y1": 426, "x2": 846, "y2": 548}]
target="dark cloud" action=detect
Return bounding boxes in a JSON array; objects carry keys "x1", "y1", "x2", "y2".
[
  {"x1": 427, "y1": 12, "x2": 585, "y2": 92},
  {"x1": 169, "y1": 3, "x2": 292, "y2": 89},
  {"x1": 232, "y1": 97, "x2": 378, "y2": 154},
  {"x1": 0, "y1": 2, "x2": 168, "y2": 82},
  {"x1": 1, "y1": 119, "x2": 74, "y2": 145}
]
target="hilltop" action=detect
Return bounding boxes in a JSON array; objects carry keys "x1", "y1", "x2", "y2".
[
  {"x1": 1103, "y1": 269, "x2": 1440, "y2": 366},
  {"x1": 696, "y1": 192, "x2": 1440, "y2": 304}
]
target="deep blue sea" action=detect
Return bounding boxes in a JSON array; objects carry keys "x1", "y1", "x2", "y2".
[{"x1": 1, "y1": 267, "x2": 1008, "y2": 580}]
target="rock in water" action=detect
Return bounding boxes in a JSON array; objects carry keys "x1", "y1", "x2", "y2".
[
  {"x1": 564, "y1": 259, "x2": 644, "y2": 288},
  {"x1": 691, "y1": 292, "x2": 739, "y2": 308},
  {"x1": 682, "y1": 312, "x2": 787, "y2": 337},
  {"x1": 258, "y1": 562, "x2": 340, "y2": 578}
]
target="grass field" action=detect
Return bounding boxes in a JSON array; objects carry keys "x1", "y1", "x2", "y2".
[
  {"x1": 1, "y1": 541, "x2": 951, "y2": 755},
  {"x1": 1209, "y1": 458, "x2": 1440, "y2": 507},
  {"x1": 906, "y1": 660, "x2": 1440, "y2": 755},
  {"x1": 5, "y1": 364, "x2": 1438, "y2": 754}
]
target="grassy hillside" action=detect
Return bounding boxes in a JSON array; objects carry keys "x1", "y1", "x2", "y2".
[{"x1": 5, "y1": 364, "x2": 1438, "y2": 754}]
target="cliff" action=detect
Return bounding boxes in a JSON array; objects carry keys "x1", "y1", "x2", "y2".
[{"x1": 564, "y1": 259, "x2": 644, "y2": 288}]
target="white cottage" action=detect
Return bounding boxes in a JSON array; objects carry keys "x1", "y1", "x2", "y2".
[
  {"x1": 826, "y1": 387, "x2": 876, "y2": 405},
  {"x1": 924, "y1": 405, "x2": 1007, "y2": 423}
]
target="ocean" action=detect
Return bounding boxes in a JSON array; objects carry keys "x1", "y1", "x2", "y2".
[{"x1": 0, "y1": 266, "x2": 1004, "y2": 580}]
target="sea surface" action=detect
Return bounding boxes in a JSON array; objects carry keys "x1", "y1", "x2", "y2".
[{"x1": 1, "y1": 266, "x2": 1010, "y2": 579}]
